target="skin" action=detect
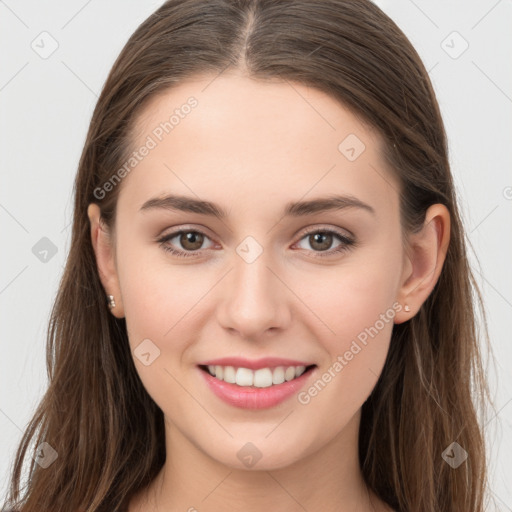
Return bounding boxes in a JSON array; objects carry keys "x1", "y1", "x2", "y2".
[{"x1": 88, "y1": 71, "x2": 450, "y2": 512}]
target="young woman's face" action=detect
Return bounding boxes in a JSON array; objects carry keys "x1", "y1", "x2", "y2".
[{"x1": 107, "y1": 72, "x2": 409, "y2": 469}]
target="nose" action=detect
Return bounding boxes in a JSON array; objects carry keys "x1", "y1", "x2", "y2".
[{"x1": 216, "y1": 248, "x2": 291, "y2": 341}]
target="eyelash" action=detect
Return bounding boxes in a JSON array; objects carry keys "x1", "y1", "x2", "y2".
[{"x1": 157, "y1": 226, "x2": 356, "y2": 260}]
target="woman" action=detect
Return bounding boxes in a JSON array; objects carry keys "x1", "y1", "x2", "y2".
[{"x1": 2, "y1": 0, "x2": 492, "y2": 511}]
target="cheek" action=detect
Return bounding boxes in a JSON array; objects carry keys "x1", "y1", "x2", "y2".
[
  {"x1": 118, "y1": 258, "x2": 207, "y2": 349},
  {"x1": 115, "y1": 226, "x2": 206, "y2": 331},
  {"x1": 301, "y1": 250, "x2": 400, "y2": 345},
  {"x1": 116, "y1": 254, "x2": 208, "y2": 417},
  {"x1": 293, "y1": 248, "x2": 401, "y2": 406}
]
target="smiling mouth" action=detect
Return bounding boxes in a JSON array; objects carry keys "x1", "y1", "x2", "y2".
[{"x1": 198, "y1": 364, "x2": 317, "y2": 388}]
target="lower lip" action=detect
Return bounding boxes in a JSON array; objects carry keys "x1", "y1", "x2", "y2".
[{"x1": 198, "y1": 366, "x2": 316, "y2": 409}]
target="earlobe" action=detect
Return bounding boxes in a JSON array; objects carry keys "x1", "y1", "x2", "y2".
[
  {"x1": 394, "y1": 203, "x2": 450, "y2": 324},
  {"x1": 87, "y1": 203, "x2": 125, "y2": 318}
]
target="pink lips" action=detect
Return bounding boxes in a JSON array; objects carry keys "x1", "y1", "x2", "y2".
[{"x1": 197, "y1": 357, "x2": 317, "y2": 409}]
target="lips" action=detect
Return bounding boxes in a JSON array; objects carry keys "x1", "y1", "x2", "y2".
[{"x1": 196, "y1": 357, "x2": 318, "y2": 409}]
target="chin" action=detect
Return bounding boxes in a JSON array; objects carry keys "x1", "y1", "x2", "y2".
[{"x1": 201, "y1": 433, "x2": 316, "y2": 472}]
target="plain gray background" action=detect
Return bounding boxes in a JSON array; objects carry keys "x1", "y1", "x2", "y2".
[{"x1": 1, "y1": 0, "x2": 511, "y2": 508}]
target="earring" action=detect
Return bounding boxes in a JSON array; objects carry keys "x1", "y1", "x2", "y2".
[
  {"x1": 404, "y1": 304, "x2": 411, "y2": 312},
  {"x1": 107, "y1": 294, "x2": 116, "y2": 309}
]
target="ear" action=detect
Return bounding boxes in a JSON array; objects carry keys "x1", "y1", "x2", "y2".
[
  {"x1": 394, "y1": 203, "x2": 450, "y2": 324},
  {"x1": 87, "y1": 203, "x2": 125, "y2": 318}
]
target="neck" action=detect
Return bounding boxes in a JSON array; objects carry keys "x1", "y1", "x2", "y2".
[{"x1": 130, "y1": 410, "x2": 387, "y2": 512}]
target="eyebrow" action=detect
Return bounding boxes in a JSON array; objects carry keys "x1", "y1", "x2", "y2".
[{"x1": 139, "y1": 193, "x2": 375, "y2": 219}]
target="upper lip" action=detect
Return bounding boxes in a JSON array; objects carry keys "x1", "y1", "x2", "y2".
[{"x1": 198, "y1": 357, "x2": 316, "y2": 371}]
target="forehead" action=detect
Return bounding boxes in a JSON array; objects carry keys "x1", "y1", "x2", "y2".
[
  {"x1": 134, "y1": 71, "x2": 377, "y2": 151},
  {"x1": 121, "y1": 72, "x2": 399, "y2": 218}
]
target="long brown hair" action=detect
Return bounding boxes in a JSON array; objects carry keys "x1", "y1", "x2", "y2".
[{"x1": 2, "y1": 1, "x2": 493, "y2": 511}]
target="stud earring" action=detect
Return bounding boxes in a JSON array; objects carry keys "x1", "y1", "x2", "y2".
[
  {"x1": 107, "y1": 294, "x2": 116, "y2": 309},
  {"x1": 404, "y1": 304, "x2": 411, "y2": 312}
]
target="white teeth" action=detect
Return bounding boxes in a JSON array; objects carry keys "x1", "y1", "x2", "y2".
[
  {"x1": 235, "y1": 367, "x2": 253, "y2": 386},
  {"x1": 253, "y1": 368, "x2": 273, "y2": 388},
  {"x1": 272, "y1": 366, "x2": 285, "y2": 385},
  {"x1": 206, "y1": 365, "x2": 310, "y2": 387},
  {"x1": 284, "y1": 366, "x2": 296, "y2": 381},
  {"x1": 223, "y1": 365, "x2": 236, "y2": 384},
  {"x1": 295, "y1": 365, "x2": 306, "y2": 377}
]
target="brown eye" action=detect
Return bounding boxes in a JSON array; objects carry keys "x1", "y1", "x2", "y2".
[
  {"x1": 308, "y1": 232, "x2": 333, "y2": 252},
  {"x1": 158, "y1": 229, "x2": 214, "y2": 258},
  {"x1": 179, "y1": 231, "x2": 205, "y2": 251},
  {"x1": 294, "y1": 228, "x2": 356, "y2": 259}
]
